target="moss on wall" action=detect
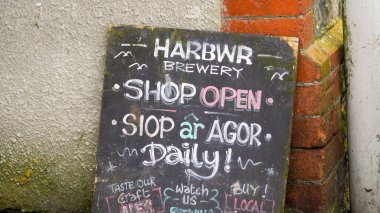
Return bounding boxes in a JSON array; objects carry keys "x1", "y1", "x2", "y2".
[
  {"x1": 0, "y1": 0, "x2": 221, "y2": 212},
  {"x1": 0, "y1": 131, "x2": 98, "y2": 212}
]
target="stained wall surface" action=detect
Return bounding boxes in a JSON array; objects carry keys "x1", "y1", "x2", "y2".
[
  {"x1": 0, "y1": 1, "x2": 221, "y2": 212},
  {"x1": 346, "y1": 0, "x2": 380, "y2": 211},
  {"x1": 313, "y1": 0, "x2": 341, "y2": 37}
]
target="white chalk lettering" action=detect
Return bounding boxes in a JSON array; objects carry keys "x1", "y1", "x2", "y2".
[
  {"x1": 122, "y1": 114, "x2": 175, "y2": 139},
  {"x1": 154, "y1": 38, "x2": 253, "y2": 65},
  {"x1": 206, "y1": 120, "x2": 262, "y2": 147},
  {"x1": 163, "y1": 60, "x2": 244, "y2": 79},
  {"x1": 141, "y1": 142, "x2": 219, "y2": 180},
  {"x1": 124, "y1": 79, "x2": 197, "y2": 105}
]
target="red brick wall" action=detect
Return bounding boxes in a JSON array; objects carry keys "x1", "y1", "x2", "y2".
[{"x1": 222, "y1": 0, "x2": 344, "y2": 212}]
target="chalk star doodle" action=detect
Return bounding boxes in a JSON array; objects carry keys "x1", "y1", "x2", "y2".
[
  {"x1": 271, "y1": 72, "x2": 289, "y2": 81},
  {"x1": 129, "y1": 62, "x2": 148, "y2": 70},
  {"x1": 265, "y1": 168, "x2": 276, "y2": 177},
  {"x1": 106, "y1": 161, "x2": 117, "y2": 173},
  {"x1": 114, "y1": 51, "x2": 134, "y2": 59}
]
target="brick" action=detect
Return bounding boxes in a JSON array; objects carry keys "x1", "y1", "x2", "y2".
[
  {"x1": 292, "y1": 100, "x2": 340, "y2": 148},
  {"x1": 297, "y1": 52, "x2": 330, "y2": 82},
  {"x1": 286, "y1": 165, "x2": 339, "y2": 213},
  {"x1": 296, "y1": 20, "x2": 343, "y2": 82},
  {"x1": 320, "y1": 21, "x2": 344, "y2": 67},
  {"x1": 330, "y1": 46, "x2": 344, "y2": 69},
  {"x1": 222, "y1": 11, "x2": 314, "y2": 49},
  {"x1": 223, "y1": 0, "x2": 312, "y2": 17},
  {"x1": 294, "y1": 67, "x2": 341, "y2": 115},
  {"x1": 288, "y1": 132, "x2": 343, "y2": 181}
]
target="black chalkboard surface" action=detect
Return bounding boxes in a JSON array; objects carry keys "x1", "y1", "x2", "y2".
[{"x1": 92, "y1": 26, "x2": 298, "y2": 213}]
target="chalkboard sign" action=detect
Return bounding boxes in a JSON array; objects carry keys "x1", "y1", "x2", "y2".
[{"x1": 93, "y1": 26, "x2": 298, "y2": 213}]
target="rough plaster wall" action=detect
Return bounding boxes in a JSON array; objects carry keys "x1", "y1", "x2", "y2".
[
  {"x1": 0, "y1": 1, "x2": 221, "y2": 212},
  {"x1": 313, "y1": 0, "x2": 341, "y2": 37}
]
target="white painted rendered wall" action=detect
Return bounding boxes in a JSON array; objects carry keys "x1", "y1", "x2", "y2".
[
  {"x1": 345, "y1": 0, "x2": 380, "y2": 212},
  {"x1": 0, "y1": 1, "x2": 220, "y2": 212}
]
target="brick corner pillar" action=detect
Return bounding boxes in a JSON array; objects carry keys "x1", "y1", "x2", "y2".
[{"x1": 222, "y1": 1, "x2": 345, "y2": 212}]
